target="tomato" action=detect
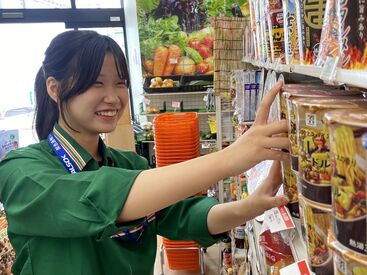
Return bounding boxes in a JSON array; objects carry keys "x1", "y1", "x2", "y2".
[
  {"x1": 188, "y1": 38, "x2": 201, "y2": 50},
  {"x1": 202, "y1": 35, "x2": 214, "y2": 49},
  {"x1": 198, "y1": 45, "x2": 213, "y2": 59},
  {"x1": 196, "y1": 62, "x2": 209, "y2": 74}
]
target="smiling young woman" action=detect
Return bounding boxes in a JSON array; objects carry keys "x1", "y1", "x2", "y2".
[{"x1": 0, "y1": 30, "x2": 289, "y2": 275}]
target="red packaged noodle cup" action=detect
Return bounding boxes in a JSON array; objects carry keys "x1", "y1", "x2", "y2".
[
  {"x1": 268, "y1": 9, "x2": 286, "y2": 63},
  {"x1": 296, "y1": 0, "x2": 327, "y2": 65},
  {"x1": 340, "y1": 0, "x2": 367, "y2": 70}
]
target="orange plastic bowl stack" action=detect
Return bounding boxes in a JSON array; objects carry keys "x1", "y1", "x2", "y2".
[
  {"x1": 154, "y1": 112, "x2": 200, "y2": 168},
  {"x1": 154, "y1": 113, "x2": 201, "y2": 270},
  {"x1": 162, "y1": 238, "x2": 200, "y2": 271}
]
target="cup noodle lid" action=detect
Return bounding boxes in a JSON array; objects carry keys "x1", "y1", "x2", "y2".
[
  {"x1": 298, "y1": 194, "x2": 332, "y2": 213},
  {"x1": 283, "y1": 85, "x2": 363, "y2": 99},
  {"x1": 292, "y1": 97, "x2": 363, "y2": 109},
  {"x1": 328, "y1": 231, "x2": 367, "y2": 267},
  {"x1": 324, "y1": 108, "x2": 367, "y2": 129}
]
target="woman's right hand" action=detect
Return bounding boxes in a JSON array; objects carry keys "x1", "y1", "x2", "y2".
[{"x1": 221, "y1": 80, "x2": 289, "y2": 177}]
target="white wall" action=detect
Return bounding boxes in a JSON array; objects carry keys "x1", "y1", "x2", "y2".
[{"x1": 123, "y1": 0, "x2": 144, "y2": 121}]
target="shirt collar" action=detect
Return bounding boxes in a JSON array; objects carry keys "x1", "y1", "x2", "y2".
[{"x1": 51, "y1": 124, "x2": 112, "y2": 170}]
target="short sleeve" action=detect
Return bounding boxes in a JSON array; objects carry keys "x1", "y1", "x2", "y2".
[
  {"x1": 156, "y1": 196, "x2": 225, "y2": 248},
  {"x1": 0, "y1": 155, "x2": 144, "y2": 239}
]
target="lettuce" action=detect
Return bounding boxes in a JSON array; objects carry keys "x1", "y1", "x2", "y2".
[
  {"x1": 138, "y1": 16, "x2": 188, "y2": 59},
  {"x1": 136, "y1": 0, "x2": 159, "y2": 13}
]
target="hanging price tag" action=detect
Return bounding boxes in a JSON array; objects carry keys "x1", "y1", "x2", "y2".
[
  {"x1": 264, "y1": 205, "x2": 295, "y2": 233},
  {"x1": 280, "y1": 260, "x2": 313, "y2": 275},
  {"x1": 320, "y1": 56, "x2": 339, "y2": 82},
  {"x1": 201, "y1": 142, "x2": 211, "y2": 149},
  {"x1": 143, "y1": 97, "x2": 151, "y2": 105},
  {"x1": 172, "y1": 101, "x2": 181, "y2": 108}
]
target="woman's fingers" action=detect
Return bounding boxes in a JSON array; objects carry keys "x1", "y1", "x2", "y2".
[
  {"x1": 262, "y1": 120, "x2": 288, "y2": 137},
  {"x1": 255, "y1": 80, "x2": 283, "y2": 125},
  {"x1": 265, "y1": 149, "x2": 289, "y2": 161},
  {"x1": 263, "y1": 136, "x2": 289, "y2": 150}
]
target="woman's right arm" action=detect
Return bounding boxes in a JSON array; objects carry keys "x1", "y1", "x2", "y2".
[{"x1": 118, "y1": 81, "x2": 289, "y2": 223}]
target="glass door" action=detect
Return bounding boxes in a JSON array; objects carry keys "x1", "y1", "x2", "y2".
[{"x1": 0, "y1": 1, "x2": 128, "y2": 149}]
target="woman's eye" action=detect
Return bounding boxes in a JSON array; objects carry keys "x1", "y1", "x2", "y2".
[
  {"x1": 94, "y1": 81, "x2": 103, "y2": 87},
  {"x1": 117, "y1": 80, "x2": 128, "y2": 88}
]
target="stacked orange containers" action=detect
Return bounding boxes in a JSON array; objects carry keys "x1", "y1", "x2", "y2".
[{"x1": 153, "y1": 112, "x2": 201, "y2": 271}]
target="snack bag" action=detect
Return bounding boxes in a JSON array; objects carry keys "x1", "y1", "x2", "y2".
[
  {"x1": 282, "y1": 0, "x2": 301, "y2": 64},
  {"x1": 315, "y1": 0, "x2": 342, "y2": 67}
]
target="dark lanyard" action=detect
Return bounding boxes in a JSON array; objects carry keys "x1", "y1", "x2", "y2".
[{"x1": 48, "y1": 132, "x2": 80, "y2": 174}]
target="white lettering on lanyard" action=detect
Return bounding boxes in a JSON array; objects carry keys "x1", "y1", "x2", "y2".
[{"x1": 61, "y1": 154, "x2": 76, "y2": 174}]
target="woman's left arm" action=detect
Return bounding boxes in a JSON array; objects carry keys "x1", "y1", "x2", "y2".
[{"x1": 206, "y1": 161, "x2": 289, "y2": 235}]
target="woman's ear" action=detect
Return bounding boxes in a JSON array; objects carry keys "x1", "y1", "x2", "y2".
[{"x1": 46, "y1": 76, "x2": 59, "y2": 103}]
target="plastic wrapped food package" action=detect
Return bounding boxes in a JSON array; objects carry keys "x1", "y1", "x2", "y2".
[
  {"x1": 294, "y1": 97, "x2": 361, "y2": 207},
  {"x1": 315, "y1": 0, "x2": 342, "y2": 67},
  {"x1": 259, "y1": 226, "x2": 295, "y2": 275},
  {"x1": 325, "y1": 108, "x2": 367, "y2": 256},
  {"x1": 267, "y1": 1, "x2": 286, "y2": 63},
  {"x1": 282, "y1": 0, "x2": 301, "y2": 65},
  {"x1": 296, "y1": 0, "x2": 327, "y2": 65},
  {"x1": 339, "y1": 0, "x2": 367, "y2": 70},
  {"x1": 249, "y1": 0, "x2": 260, "y2": 60},
  {"x1": 328, "y1": 232, "x2": 367, "y2": 275},
  {"x1": 300, "y1": 195, "x2": 333, "y2": 274}
]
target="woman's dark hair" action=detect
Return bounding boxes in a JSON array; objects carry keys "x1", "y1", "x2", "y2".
[{"x1": 34, "y1": 30, "x2": 130, "y2": 140}]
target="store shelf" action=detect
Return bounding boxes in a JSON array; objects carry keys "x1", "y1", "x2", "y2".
[{"x1": 243, "y1": 59, "x2": 367, "y2": 89}]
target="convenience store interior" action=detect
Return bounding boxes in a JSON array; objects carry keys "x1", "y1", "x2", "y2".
[{"x1": 1, "y1": 0, "x2": 367, "y2": 275}]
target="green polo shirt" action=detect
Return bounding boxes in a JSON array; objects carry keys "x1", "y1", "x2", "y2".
[{"x1": 0, "y1": 124, "x2": 222, "y2": 275}]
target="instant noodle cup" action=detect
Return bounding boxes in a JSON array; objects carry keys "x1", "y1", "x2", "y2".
[
  {"x1": 279, "y1": 89, "x2": 300, "y2": 218},
  {"x1": 325, "y1": 108, "x2": 367, "y2": 256},
  {"x1": 315, "y1": 0, "x2": 342, "y2": 67},
  {"x1": 300, "y1": 194, "x2": 333, "y2": 274},
  {"x1": 339, "y1": 0, "x2": 367, "y2": 70},
  {"x1": 295, "y1": 0, "x2": 327, "y2": 65},
  {"x1": 328, "y1": 231, "x2": 367, "y2": 275},
  {"x1": 282, "y1": 0, "x2": 301, "y2": 65},
  {"x1": 294, "y1": 97, "x2": 361, "y2": 207},
  {"x1": 283, "y1": 85, "x2": 361, "y2": 174}
]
